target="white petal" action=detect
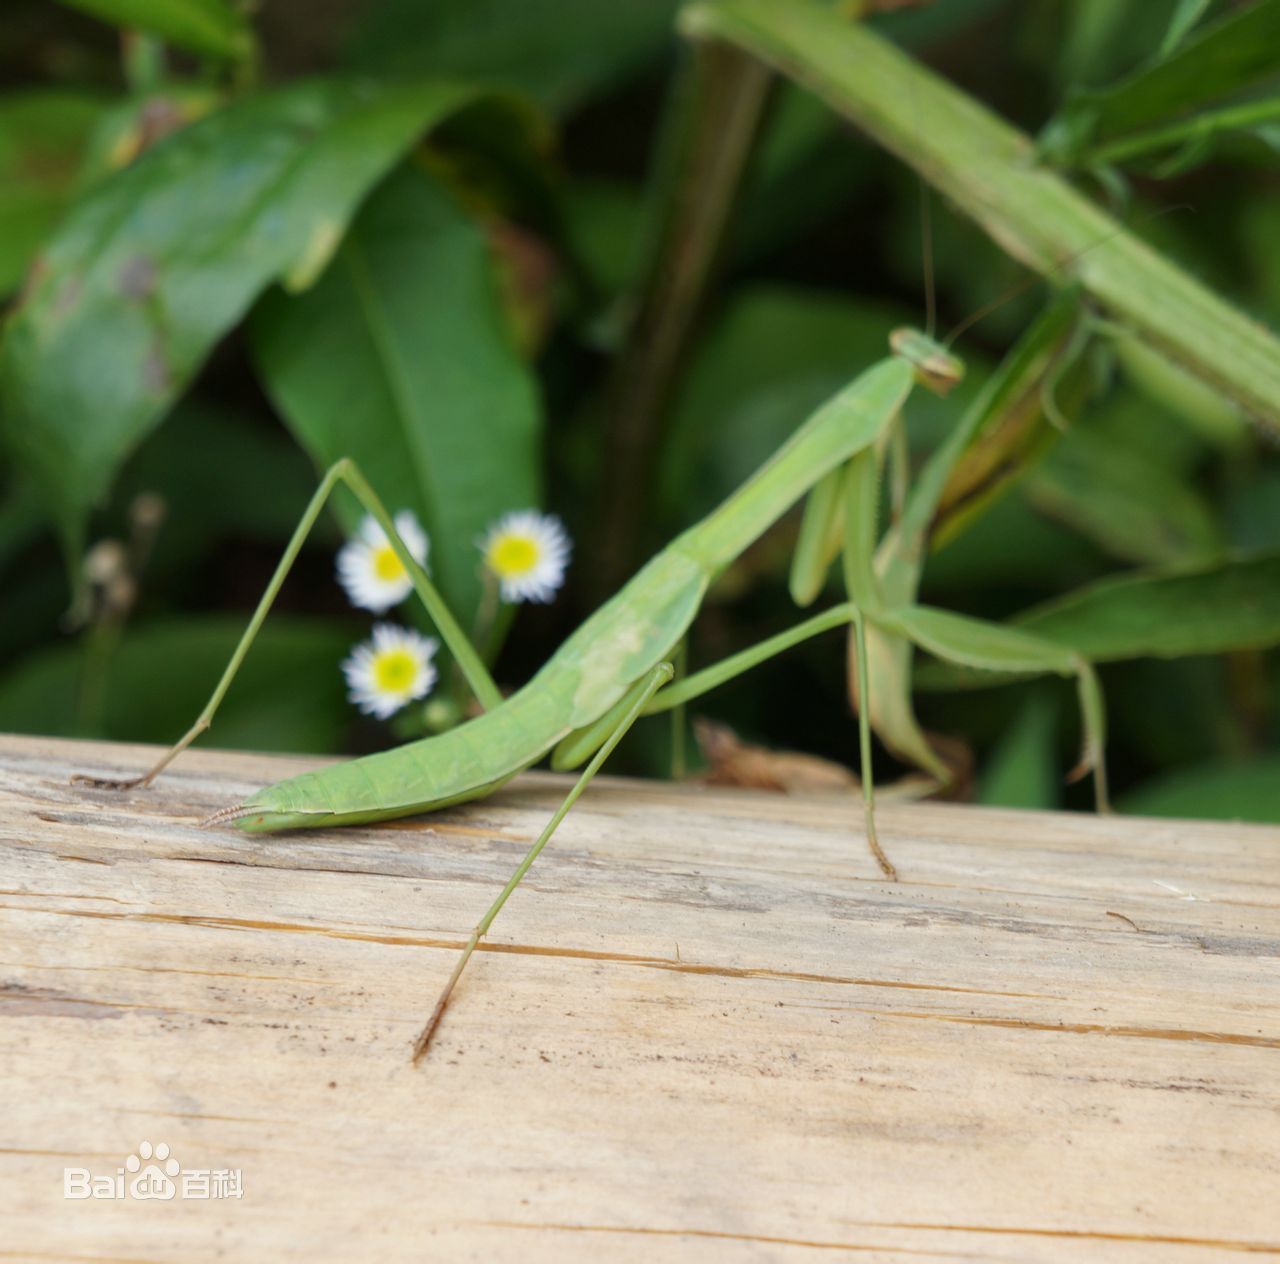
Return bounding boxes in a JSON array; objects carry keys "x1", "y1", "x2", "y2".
[
  {"x1": 335, "y1": 510, "x2": 430, "y2": 613},
  {"x1": 341, "y1": 623, "x2": 438, "y2": 719},
  {"x1": 479, "y1": 510, "x2": 571, "y2": 605}
]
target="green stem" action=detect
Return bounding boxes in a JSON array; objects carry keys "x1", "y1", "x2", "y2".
[
  {"x1": 122, "y1": 31, "x2": 165, "y2": 94},
  {"x1": 680, "y1": 0, "x2": 1280, "y2": 439},
  {"x1": 1086, "y1": 96, "x2": 1280, "y2": 168},
  {"x1": 592, "y1": 39, "x2": 774, "y2": 599}
]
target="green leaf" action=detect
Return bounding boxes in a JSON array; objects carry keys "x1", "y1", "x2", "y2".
[
  {"x1": 1120, "y1": 756, "x2": 1280, "y2": 823},
  {"x1": 251, "y1": 164, "x2": 542, "y2": 621},
  {"x1": 76, "y1": 88, "x2": 220, "y2": 191},
  {"x1": 0, "y1": 78, "x2": 498, "y2": 595},
  {"x1": 881, "y1": 606, "x2": 1077, "y2": 676},
  {"x1": 1161, "y1": 0, "x2": 1217, "y2": 56},
  {"x1": 1017, "y1": 554, "x2": 1280, "y2": 660},
  {"x1": 923, "y1": 492, "x2": 1101, "y2": 595},
  {"x1": 561, "y1": 179, "x2": 647, "y2": 301},
  {"x1": 1025, "y1": 424, "x2": 1223, "y2": 567},
  {"x1": 0, "y1": 617, "x2": 356, "y2": 752},
  {"x1": 0, "y1": 90, "x2": 106, "y2": 295},
  {"x1": 347, "y1": 0, "x2": 680, "y2": 114},
  {"x1": 113, "y1": 397, "x2": 331, "y2": 582},
  {"x1": 1113, "y1": 335, "x2": 1247, "y2": 451},
  {"x1": 53, "y1": 0, "x2": 255, "y2": 59},
  {"x1": 917, "y1": 553, "x2": 1280, "y2": 689},
  {"x1": 1039, "y1": 0, "x2": 1280, "y2": 166},
  {"x1": 977, "y1": 691, "x2": 1061, "y2": 810}
]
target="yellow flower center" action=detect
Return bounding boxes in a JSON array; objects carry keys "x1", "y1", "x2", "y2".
[
  {"x1": 372, "y1": 648, "x2": 417, "y2": 694},
  {"x1": 372, "y1": 544, "x2": 406, "y2": 583},
  {"x1": 488, "y1": 534, "x2": 539, "y2": 578}
]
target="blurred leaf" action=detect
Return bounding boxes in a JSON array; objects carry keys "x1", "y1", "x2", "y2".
[
  {"x1": 561, "y1": 178, "x2": 646, "y2": 302},
  {"x1": 1026, "y1": 424, "x2": 1223, "y2": 566},
  {"x1": 1120, "y1": 755, "x2": 1280, "y2": 822},
  {"x1": 53, "y1": 0, "x2": 254, "y2": 59},
  {"x1": 659, "y1": 285, "x2": 982, "y2": 531},
  {"x1": 0, "y1": 78, "x2": 500, "y2": 596},
  {"x1": 1017, "y1": 553, "x2": 1280, "y2": 658},
  {"x1": 1039, "y1": 0, "x2": 1280, "y2": 166},
  {"x1": 1107, "y1": 656, "x2": 1243, "y2": 767},
  {"x1": 923, "y1": 492, "x2": 1101, "y2": 596},
  {"x1": 347, "y1": 0, "x2": 680, "y2": 114},
  {"x1": 1224, "y1": 467, "x2": 1280, "y2": 554},
  {"x1": 252, "y1": 164, "x2": 542, "y2": 621},
  {"x1": 977, "y1": 690, "x2": 1060, "y2": 809},
  {"x1": 918, "y1": 552, "x2": 1280, "y2": 689},
  {"x1": 77, "y1": 88, "x2": 220, "y2": 188},
  {"x1": 0, "y1": 90, "x2": 106, "y2": 294},
  {"x1": 1113, "y1": 336, "x2": 1247, "y2": 451},
  {"x1": 0, "y1": 480, "x2": 48, "y2": 574},
  {"x1": 0, "y1": 617, "x2": 355, "y2": 752},
  {"x1": 53, "y1": 0, "x2": 254, "y2": 58},
  {"x1": 733, "y1": 85, "x2": 867, "y2": 268},
  {"x1": 113, "y1": 397, "x2": 328, "y2": 585},
  {"x1": 1054, "y1": 0, "x2": 1177, "y2": 90},
  {"x1": 1161, "y1": 0, "x2": 1216, "y2": 55}
]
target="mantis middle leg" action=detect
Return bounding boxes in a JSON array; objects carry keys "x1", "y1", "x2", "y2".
[{"x1": 552, "y1": 602, "x2": 899, "y2": 878}]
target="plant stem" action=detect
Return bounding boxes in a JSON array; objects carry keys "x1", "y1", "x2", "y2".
[
  {"x1": 593, "y1": 40, "x2": 774, "y2": 599},
  {"x1": 1085, "y1": 96, "x2": 1280, "y2": 169},
  {"x1": 680, "y1": 0, "x2": 1280, "y2": 440}
]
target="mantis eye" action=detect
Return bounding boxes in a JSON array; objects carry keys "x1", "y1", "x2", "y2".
[
  {"x1": 917, "y1": 353, "x2": 965, "y2": 397},
  {"x1": 889, "y1": 327, "x2": 965, "y2": 396}
]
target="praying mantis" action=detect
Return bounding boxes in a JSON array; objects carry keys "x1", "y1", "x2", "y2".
[{"x1": 77, "y1": 299, "x2": 1107, "y2": 1063}]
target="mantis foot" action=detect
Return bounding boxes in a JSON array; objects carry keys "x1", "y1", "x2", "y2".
[{"x1": 70, "y1": 771, "x2": 154, "y2": 791}]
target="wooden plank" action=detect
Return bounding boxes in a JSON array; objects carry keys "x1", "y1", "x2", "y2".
[{"x1": 1, "y1": 732, "x2": 1278, "y2": 1262}]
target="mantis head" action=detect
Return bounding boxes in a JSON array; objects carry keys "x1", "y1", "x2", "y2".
[{"x1": 890, "y1": 327, "x2": 965, "y2": 397}]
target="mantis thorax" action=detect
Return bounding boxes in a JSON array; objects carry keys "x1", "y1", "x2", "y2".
[{"x1": 890, "y1": 327, "x2": 964, "y2": 397}]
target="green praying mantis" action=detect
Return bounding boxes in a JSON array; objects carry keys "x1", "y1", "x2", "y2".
[{"x1": 76, "y1": 292, "x2": 1107, "y2": 1064}]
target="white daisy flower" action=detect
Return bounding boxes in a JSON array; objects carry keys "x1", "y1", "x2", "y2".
[
  {"x1": 480, "y1": 509, "x2": 571, "y2": 603},
  {"x1": 342, "y1": 623, "x2": 439, "y2": 720},
  {"x1": 336, "y1": 511, "x2": 428, "y2": 613}
]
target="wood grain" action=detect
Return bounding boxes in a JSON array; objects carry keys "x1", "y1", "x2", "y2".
[{"x1": 1, "y1": 733, "x2": 1278, "y2": 1262}]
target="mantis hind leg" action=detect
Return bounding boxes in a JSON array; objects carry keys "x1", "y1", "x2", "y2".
[
  {"x1": 74, "y1": 458, "x2": 500, "y2": 792},
  {"x1": 412, "y1": 661, "x2": 674, "y2": 1064},
  {"x1": 552, "y1": 601, "x2": 899, "y2": 880}
]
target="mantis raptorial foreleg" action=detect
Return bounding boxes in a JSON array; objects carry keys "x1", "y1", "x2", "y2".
[
  {"x1": 874, "y1": 605, "x2": 1109, "y2": 811},
  {"x1": 413, "y1": 660, "x2": 674, "y2": 1061},
  {"x1": 73, "y1": 457, "x2": 498, "y2": 791}
]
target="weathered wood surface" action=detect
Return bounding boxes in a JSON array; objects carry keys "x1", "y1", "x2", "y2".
[{"x1": 1, "y1": 733, "x2": 1278, "y2": 1262}]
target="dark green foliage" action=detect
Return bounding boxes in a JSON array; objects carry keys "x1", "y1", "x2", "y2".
[{"x1": 1, "y1": 0, "x2": 1277, "y2": 822}]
